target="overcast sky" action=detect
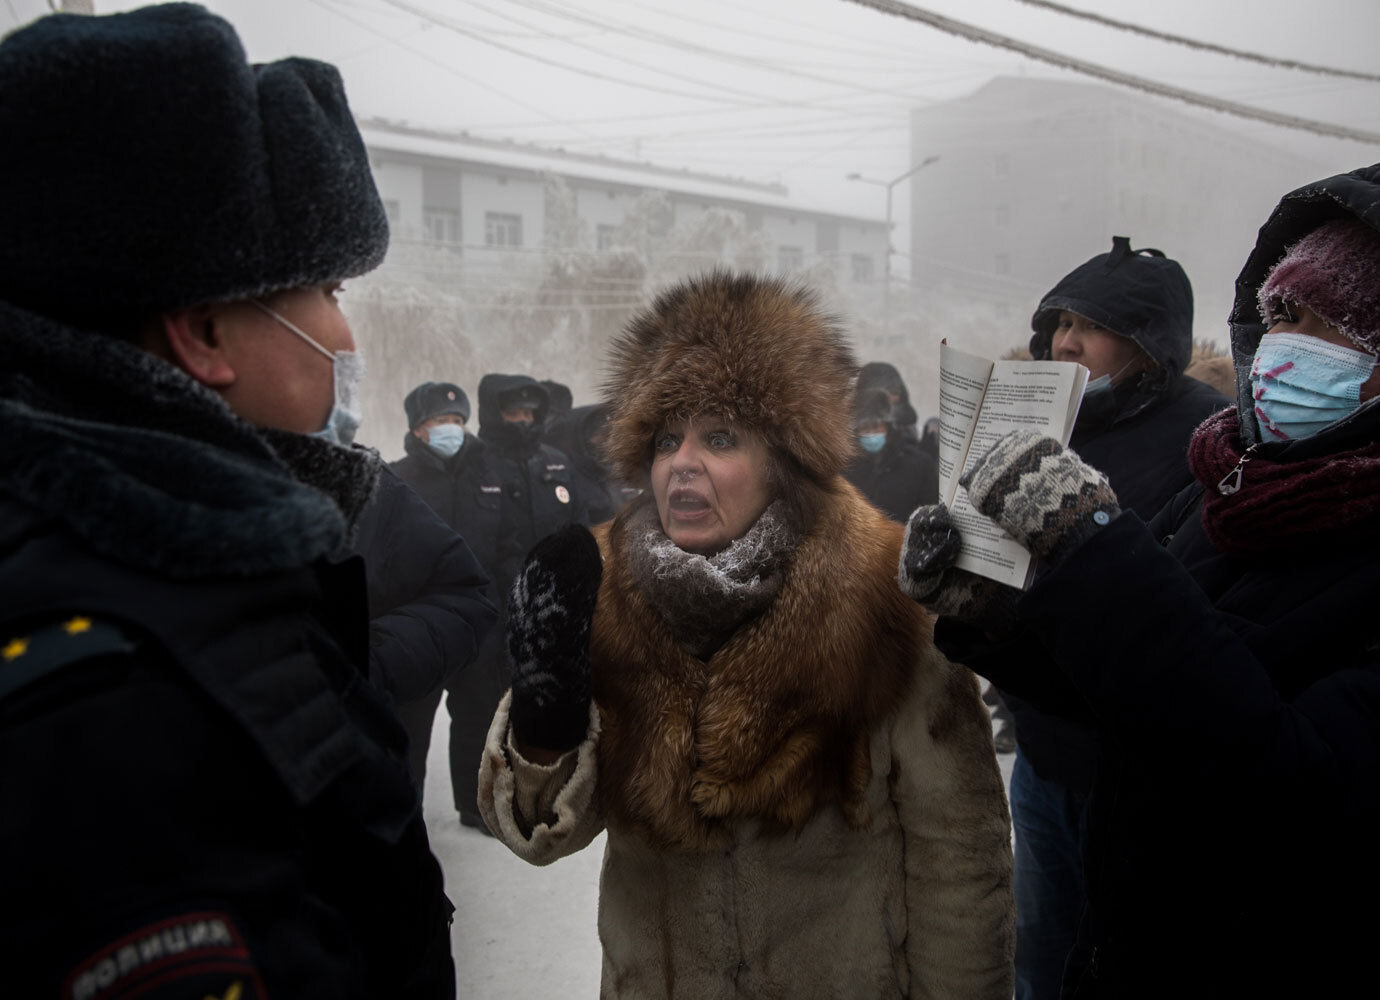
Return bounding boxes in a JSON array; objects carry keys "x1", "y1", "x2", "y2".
[{"x1": 8, "y1": 0, "x2": 1380, "y2": 223}]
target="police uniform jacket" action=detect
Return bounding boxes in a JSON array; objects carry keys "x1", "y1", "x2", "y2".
[{"x1": 0, "y1": 302, "x2": 454, "y2": 999}]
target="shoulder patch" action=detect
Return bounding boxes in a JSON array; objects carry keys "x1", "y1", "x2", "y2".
[
  {"x1": 0, "y1": 616, "x2": 137, "y2": 701},
  {"x1": 64, "y1": 910, "x2": 266, "y2": 1000}
]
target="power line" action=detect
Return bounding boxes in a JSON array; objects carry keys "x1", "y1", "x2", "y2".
[
  {"x1": 491, "y1": 0, "x2": 953, "y2": 101},
  {"x1": 1012, "y1": 0, "x2": 1380, "y2": 83},
  {"x1": 376, "y1": 0, "x2": 764, "y2": 107},
  {"x1": 310, "y1": 0, "x2": 586, "y2": 133},
  {"x1": 845, "y1": 0, "x2": 1380, "y2": 144}
]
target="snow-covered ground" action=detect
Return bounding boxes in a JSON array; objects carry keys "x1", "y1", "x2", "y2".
[{"x1": 425, "y1": 688, "x2": 1016, "y2": 997}]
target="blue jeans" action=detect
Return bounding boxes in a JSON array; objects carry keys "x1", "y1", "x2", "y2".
[{"x1": 1011, "y1": 748, "x2": 1088, "y2": 1000}]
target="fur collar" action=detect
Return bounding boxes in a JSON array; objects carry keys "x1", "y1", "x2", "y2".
[
  {"x1": 590, "y1": 480, "x2": 929, "y2": 852},
  {"x1": 0, "y1": 300, "x2": 378, "y2": 579}
]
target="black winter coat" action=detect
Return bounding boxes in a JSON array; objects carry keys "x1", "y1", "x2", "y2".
[
  {"x1": 475, "y1": 374, "x2": 588, "y2": 602},
  {"x1": 352, "y1": 466, "x2": 497, "y2": 703},
  {"x1": 957, "y1": 164, "x2": 1380, "y2": 998},
  {"x1": 1000, "y1": 237, "x2": 1230, "y2": 793},
  {"x1": 541, "y1": 404, "x2": 640, "y2": 526},
  {"x1": 0, "y1": 303, "x2": 454, "y2": 998},
  {"x1": 842, "y1": 432, "x2": 939, "y2": 522},
  {"x1": 391, "y1": 431, "x2": 505, "y2": 592}
]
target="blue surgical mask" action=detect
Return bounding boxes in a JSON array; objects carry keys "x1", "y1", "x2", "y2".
[
  {"x1": 859, "y1": 432, "x2": 887, "y2": 453},
  {"x1": 252, "y1": 300, "x2": 364, "y2": 447},
  {"x1": 427, "y1": 423, "x2": 466, "y2": 457},
  {"x1": 1250, "y1": 332, "x2": 1376, "y2": 441}
]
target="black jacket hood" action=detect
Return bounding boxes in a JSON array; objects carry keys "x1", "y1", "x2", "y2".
[
  {"x1": 1228, "y1": 163, "x2": 1380, "y2": 446},
  {"x1": 542, "y1": 404, "x2": 608, "y2": 478},
  {"x1": 1030, "y1": 236, "x2": 1194, "y2": 423},
  {"x1": 477, "y1": 373, "x2": 549, "y2": 430}
]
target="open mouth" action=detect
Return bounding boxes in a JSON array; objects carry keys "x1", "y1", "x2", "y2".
[{"x1": 668, "y1": 488, "x2": 711, "y2": 519}]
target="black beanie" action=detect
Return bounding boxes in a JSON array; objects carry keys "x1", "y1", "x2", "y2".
[
  {"x1": 404, "y1": 382, "x2": 471, "y2": 429},
  {"x1": 0, "y1": 3, "x2": 388, "y2": 325}
]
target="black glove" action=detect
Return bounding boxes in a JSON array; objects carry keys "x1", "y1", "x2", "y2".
[
  {"x1": 898, "y1": 503, "x2": 1018, "y2": 630},
  {"x1": 507, "y1": 524, "x2": 603, "y2": 754}
]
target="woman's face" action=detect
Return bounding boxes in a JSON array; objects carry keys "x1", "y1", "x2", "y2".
[
  {"x1": 1265, "y1": 302, "x2": 1380, "y2": 401},
  {"x1": 651, "y1": 417, "x2": 772, "y2": 555}
]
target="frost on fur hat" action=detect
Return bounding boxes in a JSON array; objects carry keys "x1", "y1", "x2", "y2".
[
  {"x1": 0, "y1": 3, "x2": 388, "y2": 326},
  {"x1": 604, "y1": 271, "x2": 858, "y2": 487},
  {"x1": 1258, "y1": 218, "x2": 1380, "y2": 355}
]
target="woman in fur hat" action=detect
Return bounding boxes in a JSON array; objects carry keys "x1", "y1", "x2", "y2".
[
  {"x1": 901, "y1": 164, "x2": 1380, "y2": 998},
  {"x1": 478, "y1": 271, "x2": 1014, "y2": 998}
]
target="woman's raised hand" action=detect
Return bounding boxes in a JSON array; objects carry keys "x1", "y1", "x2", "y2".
[{"x1": 507, "y1": 524, "x2": 603, "y2": 755}]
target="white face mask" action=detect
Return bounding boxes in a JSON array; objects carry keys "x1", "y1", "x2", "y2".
[
  {"x1": 427, "y1": 423, "x2": 466, "y2": 457},
  {"x1": 252, "y1": 299, "x2": 364, "y2": 447}
]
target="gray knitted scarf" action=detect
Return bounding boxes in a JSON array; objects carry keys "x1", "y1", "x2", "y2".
[{"x1": 623, "y1": 499, "x2": 798, "y2": 659}]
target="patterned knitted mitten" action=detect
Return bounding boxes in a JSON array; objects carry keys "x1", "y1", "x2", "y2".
[
  {"x1": 898, "y1": 503, "x2": 1019, "y2": 629},
  {"x1": 960, "y1": 430, "x2": 1120, "y2": 565},
  {"x1": 507, "y1": 524, "x2": 603, "y2": 753}
]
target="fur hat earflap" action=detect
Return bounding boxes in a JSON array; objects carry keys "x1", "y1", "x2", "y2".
[
  {"x1": 0, "y1": 3, "x2": 388, "y2": 326},
  {"x1": 1258, "y1": 218, "x2": 1380, "y2": 355},
  {"x1": 604, "y1": 271, "x2": 858, "y2": 487}
]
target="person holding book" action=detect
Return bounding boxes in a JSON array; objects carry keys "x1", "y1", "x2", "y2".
[
  {"x1": 980, "y1": 238, "x2": 1228, "y2": 998},
  {"x1": 899, "y1": 163, "x2": 1380, "y2": 999},
  {"x1": 475, "y1": 271, "x2": 1014, "y2": 999}
]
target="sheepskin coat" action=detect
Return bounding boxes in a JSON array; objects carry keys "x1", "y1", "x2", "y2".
[{"x1": 478, "y1": 482, "x2": 1014, "y2": 999}]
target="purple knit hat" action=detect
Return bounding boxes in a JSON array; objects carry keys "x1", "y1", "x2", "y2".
[{"x1": 1257, "y1": 218, "x2": 1380, "y2": 355}]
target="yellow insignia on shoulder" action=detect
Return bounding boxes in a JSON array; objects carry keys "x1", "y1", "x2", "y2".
[
  {"x1": 63, "y1": 616, "x2": 92, "y2": 635},
  {"x1": 2, "y1": 637, "x2": 28, "y2": 661}
]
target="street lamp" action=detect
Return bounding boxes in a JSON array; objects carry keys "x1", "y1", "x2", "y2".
[{"x1": 847, "y1": 154, "x2": 940, "y2": 337}]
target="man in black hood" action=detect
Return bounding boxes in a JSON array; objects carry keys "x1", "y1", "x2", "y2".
[{"x1": 997, "y1": 237, "x2": 1228, "y2": 1000}]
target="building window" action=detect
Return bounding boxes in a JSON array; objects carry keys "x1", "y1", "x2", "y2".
[
  {"x1": 485, "y1": 212, "x2": 523, "y2": 248},
  {"x1": 423, "y1": 207, "x2": 459, "y2": 244},
  {"x1": 596, "y1": 224, "x2": 618, "y2": 251},
  {"x1": 995, "y1": 203, "x2": 1010, "y2": 228},
  {"x1": 777, "y1": 246, "x2": 803, "y2": 273},
  {"x1": 851, "y1": 254, "x2": 874, "y2": 283},
  {"x1": 382, "y1": 199, "x2": 400, "y2": 226}
]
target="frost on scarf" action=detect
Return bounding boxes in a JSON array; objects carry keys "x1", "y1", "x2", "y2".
[{"x1": 625, "y1": 500, "x2": 798, "y2": 658}]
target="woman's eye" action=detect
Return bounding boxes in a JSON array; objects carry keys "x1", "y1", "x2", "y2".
[
  {"x1": 654, "y1": 433, "x2": 679, "y2": 453},
  {"x1": 707, "y1": 430, "x2": 734, "y2": 449}
]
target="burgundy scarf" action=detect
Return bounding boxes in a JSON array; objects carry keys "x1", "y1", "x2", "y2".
[{"x1": 1187, "y1": 407, "x2": 1380, "y2": 557}]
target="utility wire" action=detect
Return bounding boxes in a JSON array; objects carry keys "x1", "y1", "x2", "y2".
[
  {"x1": 1012, "y1": 0, "x2": 1380, "y2": 83},
  {"x1": 845, "y1": 0, "x2": 1380, "y2": 144},
  {"x1": 377, "y1": 0, "x2": 789, "y2": 107},
  {"x1": 310, "y1": 0, "x2": 586, "y2": 133}
]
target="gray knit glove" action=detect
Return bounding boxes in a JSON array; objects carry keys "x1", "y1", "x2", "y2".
[
  {"x1": 898, "y1": 503, "x2": 1018, "y2": 629},
  {"x1": 960, "y1": 430, "x2": 1120, "y2": 566}
]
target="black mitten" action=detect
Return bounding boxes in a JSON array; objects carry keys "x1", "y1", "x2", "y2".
[{"x1": 507, "y1": 524, "x2": 603, "y2": 754}]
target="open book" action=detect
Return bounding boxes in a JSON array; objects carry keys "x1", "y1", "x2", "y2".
[{"x1": 938, "y1": 343, "x2": 1089, "y2": 588}]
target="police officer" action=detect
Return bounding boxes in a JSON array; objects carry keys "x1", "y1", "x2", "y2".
[
  {"x1": 391, "y1": 381, "x2": 511, "y2": 825},
  {"x1": 0, "y1": 6, "x2": 453, "y2": 996}
]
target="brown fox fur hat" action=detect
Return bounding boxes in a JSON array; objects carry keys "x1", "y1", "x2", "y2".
[{"x1": 604, "y1": 271, "x2": 858, "y2": 488}]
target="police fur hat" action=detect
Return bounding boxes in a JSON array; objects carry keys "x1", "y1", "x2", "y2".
[
  {"x1": 1257, "y1": 217, "x2": 1380, "y2": 356},
  {"x1": 404, "y1": 381, "x2": 471, "y2": 428},
  {"x1": 0, "y1": 3, "x2": 387, "y2": 326},
  {"x1": 604, "y1": 270, "x2": 857, "y2": 488}
]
